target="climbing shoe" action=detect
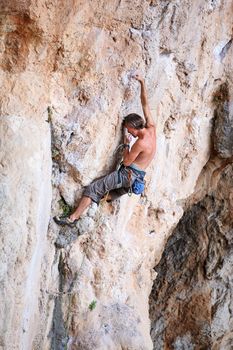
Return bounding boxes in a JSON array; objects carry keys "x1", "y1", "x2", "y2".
[{"x1": 53, "y1": 215, "x2": 78, "y2": 228}]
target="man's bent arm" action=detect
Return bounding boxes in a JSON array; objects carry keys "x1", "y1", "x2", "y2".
[{"x1": 123, "y1": 142, "x2": 141, "y2": 167}]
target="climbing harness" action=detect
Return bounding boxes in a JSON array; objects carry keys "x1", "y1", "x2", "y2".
[
  {"x1": 116, "y1": 143, "x2": 146, "y2": 198},
  {"x1": 84, "y1": 143, "x2": 147, "y2": 204},
  {"x1": 126, "y1": 167, "x2": 145, "y2": 196},
  {"x1": 127, "y1": 168, "x2": 133, "y2": 197},
  {"x1": 132, "y1": 177, "x2": 145, "y2": 195}
]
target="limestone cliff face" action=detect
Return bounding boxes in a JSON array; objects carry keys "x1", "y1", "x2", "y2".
[
  {"x1": 149, "y1": 72, "x2": 233, "y2": 348},
  {"x1": 0, "y1": 0, "x2": 232, "y2": 349},
  {"x1": 149, "y1": 164, "x2": 233, "y2": 349}
]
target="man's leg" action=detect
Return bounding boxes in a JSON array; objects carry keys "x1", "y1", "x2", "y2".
[
  {"x1": 54, "y1": 170, "x2": 121, "y2": 226},
  {"x1": 106, "y1": 188, "x2": 129, "y2": 202},
  {"x1": 69, "y1": 196, "x2": 92, "y2": 222},
  {"x1": 53, "y1": 196, "x2": 92, "y2": 227}
]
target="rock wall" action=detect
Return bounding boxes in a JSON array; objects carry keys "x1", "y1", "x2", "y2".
[
  {"x1": 0, "y1": 117, "x2": 52, "y2": 349},
  {"x1": 0, "y1": 0, "x2": 232, "y2": 349},
  {"x1": 149, "y1": 47, "x2": 233, "y2": 349},
  {"x1": 149, "y1": 164, "x2": 233, "y2": 349}
]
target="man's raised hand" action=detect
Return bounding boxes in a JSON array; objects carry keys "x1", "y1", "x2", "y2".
[
  {"x1": 123, "y1": 127, "x2": 132, "y2": 144},
  {"x1": 133, "y1": 74, "x2": 144, "y2": 84}
]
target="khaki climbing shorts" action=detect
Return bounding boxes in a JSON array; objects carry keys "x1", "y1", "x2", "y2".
[{"x1": 83, "y1": 165, "x2": 145, "y2": 204}]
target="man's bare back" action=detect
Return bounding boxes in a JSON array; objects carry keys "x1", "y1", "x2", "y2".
[{"x1": 131, "y1": 126, "x2": 156, "y2": 170}]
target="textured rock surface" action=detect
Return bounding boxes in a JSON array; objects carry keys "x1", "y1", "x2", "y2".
[
  {"x1": 0, "y1": 116, "x2": 52, "y2": 349},
  {"x1": 149, "y1": 163, "x2": 233, "y2": 349},
  {"x1": 149, "y1": 29, "x2": 233, "y2": 349},
  {"x1": 0, "y1": 0, "x2": 232, "y2": 349},
  {"x1": 212, "y1": 82, "x2": 233, "y2": 158}
]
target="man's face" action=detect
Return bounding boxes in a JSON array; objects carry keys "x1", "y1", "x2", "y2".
[{"x1": 125, "y1": 124, "x2": 137, "y2": 137}]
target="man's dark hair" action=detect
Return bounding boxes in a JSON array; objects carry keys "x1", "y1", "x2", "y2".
[{"x1": 122, "y1": 113, "x2": 145, "y2": 129}]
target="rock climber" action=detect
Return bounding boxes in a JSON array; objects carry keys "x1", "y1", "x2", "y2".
[{"x1": 54, "y1": 74, "x2": 156, "y2": 227}]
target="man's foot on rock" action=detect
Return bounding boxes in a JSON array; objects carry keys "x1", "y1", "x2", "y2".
[{"x1": 53, "y1": 215, "x2": 78, "y2": 228}]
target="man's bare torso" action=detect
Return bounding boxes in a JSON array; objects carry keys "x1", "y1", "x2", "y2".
[{"x1": 132, "y1": 125, "x2": 156, "y2": 170}]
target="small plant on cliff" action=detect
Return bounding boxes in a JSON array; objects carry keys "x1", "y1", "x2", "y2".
[
  {"x1": 52, "y1": 147, "x2": 60, "y2": 160},
  {"x1": 89, "y1": 300, "x2": 97, "y2": 311},
  {"x1": 58, "y1": 197, "x2": 73, "y2": 216}
]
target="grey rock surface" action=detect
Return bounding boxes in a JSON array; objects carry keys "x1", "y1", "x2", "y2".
[
  {"x1": 212, "y1": 82, "x2": 233, "y2": 158},
  {"x1": 149, "y1": 163, "x2": 233, "y2": 349}
]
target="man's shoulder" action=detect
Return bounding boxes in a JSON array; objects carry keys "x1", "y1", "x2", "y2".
[
  {"x1": 146, "y1": 125, "x2": 156, "y2": 139},
  {"x1": 134, "y1": 137, "x2": 143, "y2": 145},
  {"x1": 145, "y1": 123, "x2": 156, "y2": 130},
  {"x1": 133, "y1": 138, "x2": 145, "y2": 150},
  {"x1": 135, "y1": 138, "x2": 148, "y2": 152}
]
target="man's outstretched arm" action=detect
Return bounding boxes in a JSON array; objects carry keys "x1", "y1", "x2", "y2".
[{"x1": 134, "y1": 75, "x2": 154, "y2": 128}]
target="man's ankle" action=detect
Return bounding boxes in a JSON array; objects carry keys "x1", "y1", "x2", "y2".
[{"x1": 69, "y1": 215, "x2": 77, "y2": 222}]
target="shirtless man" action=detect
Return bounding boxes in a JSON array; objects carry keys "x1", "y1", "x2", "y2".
[{"x1": 54, "y1": 75, "x2": 156, "y2": 227}]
